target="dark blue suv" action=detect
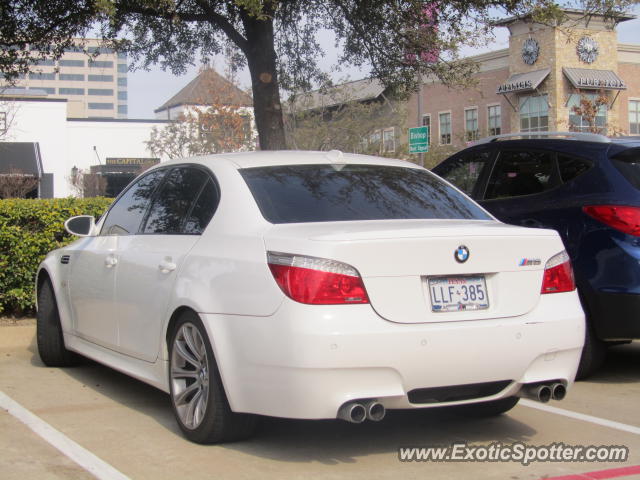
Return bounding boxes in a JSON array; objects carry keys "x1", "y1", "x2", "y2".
[{"x1": 433, "y1": 133, "x2": 640, "y2": 378}]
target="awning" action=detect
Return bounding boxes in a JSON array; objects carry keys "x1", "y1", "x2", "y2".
[
  {"x1": 0, "y1": 142, "x2": 43, "y2": 176},
  {"x1": 496, "y1": 68, "x2": 550, "y2": 94},
  {"x1": 563, "y1": 67, "x2": 627, "y2": 90}
]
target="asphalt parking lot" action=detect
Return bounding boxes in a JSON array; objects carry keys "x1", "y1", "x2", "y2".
[{"x1": 1, "y1": 321, "x2": 639, "y2": 480}]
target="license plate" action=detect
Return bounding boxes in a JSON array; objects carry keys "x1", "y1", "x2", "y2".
[{"x1": 428, "y1": 276, "x2": 489, "y2": 312}]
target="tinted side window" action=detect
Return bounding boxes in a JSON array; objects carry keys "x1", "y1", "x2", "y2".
[
  {"x1": 611, "y1": 148, "x2": 640, "y2": 190},
  {"x1": 101, "y1": 170, "x2": 166, "y2": 235},
  {"x1": 435, "y1": 150, "x2": 491, "y2": 197},
  {"x1": 240, "y1": 164, "x2": 491, "y2": 224},
  {"x1": 142, "y1": 167, "x2": 210, "y2": 234},
  {"x1": 184, "y1": 178, "x2": 220, "y2": 234},
  {"x1": 485, "y1": 151, "x2": 557, "y2": 200},
  {"x1": 558, "y1": 155, "x2": 592, "y2": 183}
]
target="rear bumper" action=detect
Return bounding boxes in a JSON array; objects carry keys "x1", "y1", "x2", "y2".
[{"x1": 201, "y1": 292, "x2": 584, "y2": 419}]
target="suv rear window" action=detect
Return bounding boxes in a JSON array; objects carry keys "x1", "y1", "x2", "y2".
[
  {"x1": 240, "y1": 164, "x2": 491, "y2": 224},
  {"x1": 611, "y1": 148, "x2": 640, "y2": 190}
]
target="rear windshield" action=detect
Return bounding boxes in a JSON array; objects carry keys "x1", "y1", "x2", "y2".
[
  {"x1": 240, "y1": 164, "x2": 491, "y2": 224},
  {"x1": 611, "y1": 148, "x2": 640, "y2": 190}
]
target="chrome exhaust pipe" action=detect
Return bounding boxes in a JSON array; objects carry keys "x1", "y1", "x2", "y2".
[
  {"x1": 551, "y1": 383, "x2": 566, "y2": 401},
  {"x1": 364, "y1": 400, "x2": 386, "y2": 422},
  {"x1": 337, "y1": 402, "x2": 367, "y2": 423},
  {"x1": 519, "y1": 384, "x2": 552, "y2": 403}
]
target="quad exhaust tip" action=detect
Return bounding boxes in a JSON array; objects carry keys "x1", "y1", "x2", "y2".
[{"x1": 338, "y1": 399, "x2": 386, "y2": 423}]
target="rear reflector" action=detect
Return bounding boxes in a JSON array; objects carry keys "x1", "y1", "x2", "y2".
[
  {"x1": 541, "y1": 251, "x2": 576, "y2": 294},
  {"x1": 583, "y1": 205, "x2": 640, "y2": 236},
  {"x1": 267, "y1": 252, "x2": 369, "y2": 305}
]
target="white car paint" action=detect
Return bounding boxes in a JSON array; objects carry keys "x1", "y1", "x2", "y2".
[{"x1": 37, "y1": 150, "x2": 585, "y2": 420}]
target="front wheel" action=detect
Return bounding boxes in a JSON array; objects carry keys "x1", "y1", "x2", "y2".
[{"x1": 168, "y1": 311, "x2": 256, "y2": 443}]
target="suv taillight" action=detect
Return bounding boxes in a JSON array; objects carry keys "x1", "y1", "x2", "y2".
[
  {"x1": 267, "y1": 252, "x2": 369, "y2": 305},
  {"x1": 583, "y1": 205, "x2": 640, "y2": 236},
  {"x1": 541, "y1": 251, "x2": 576, "y2": 294}
]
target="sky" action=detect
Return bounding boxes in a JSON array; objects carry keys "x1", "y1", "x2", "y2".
[{"x1": 126, "y1": 9, "x2": 640, "y2": 120}]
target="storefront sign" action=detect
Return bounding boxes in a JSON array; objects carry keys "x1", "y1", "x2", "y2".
[
  {"x1": 497, "y1": 80, "x2": 533, "y2": 94},
  {"x1": 105, "y1": 157, "x2": 160, "y2": 166},
  {"x1": 577, "y1": 77, "x2": 626, "y2": 89}
]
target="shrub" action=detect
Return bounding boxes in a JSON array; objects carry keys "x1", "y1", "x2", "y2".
[{"x1": 0, "y1": 197, "x2": 112, "y2": 316}]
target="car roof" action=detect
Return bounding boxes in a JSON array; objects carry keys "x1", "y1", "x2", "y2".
[{"x1": 157, "y1": 150, "x2": 421, "y2": 170}]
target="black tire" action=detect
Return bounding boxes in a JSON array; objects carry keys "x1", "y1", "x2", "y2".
[
  {"x1": 450, "y1": 396, "x2": 520, "y2": 418},
  {"x1": 168, "y1": 311, "x2": 257, "y2": 444},
  {"x1": 36, "y1": 279, "x2": 79, "y2": 367},
  {"x1": 576, "y1": 323, "x2": 607, "y2": 380}
]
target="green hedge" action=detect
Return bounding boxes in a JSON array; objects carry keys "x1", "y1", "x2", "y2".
[{"x1": 0, "y1": 197, "x2": 112, "y2": 316}]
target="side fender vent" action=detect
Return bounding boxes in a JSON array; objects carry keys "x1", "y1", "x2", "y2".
[{"x1": 60, "y1": 255, "x2": 71, "y2": 265}]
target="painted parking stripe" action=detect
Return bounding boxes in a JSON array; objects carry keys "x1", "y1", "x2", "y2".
[
  {"x1": 0, "y1": 390, "x2": 130, "y2": 480},
  {"x1": 521, "y1": 399, "x2": 640, "y2": 436},
  {"x1": 541, "y1": 464, "x2": 640, "y2": 479}
]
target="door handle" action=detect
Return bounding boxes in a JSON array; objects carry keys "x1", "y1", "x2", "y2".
[
  {"x1": 159, "y1": 258, "x2": 177, "y2": 274},
  {"x1": 104, "y1": 255, "x2": 118, "y2": 268}
]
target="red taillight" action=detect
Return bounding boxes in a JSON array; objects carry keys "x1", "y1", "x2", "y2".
[
  {"x1": 583, "y1": 205, "x2": 640, "y2": 236},
  {"x1": 267, "y1": 252, "x2": 369, "y2": 305},
  {"x1": 541, "y1": 251, "x2": 576, "y2": 294}
]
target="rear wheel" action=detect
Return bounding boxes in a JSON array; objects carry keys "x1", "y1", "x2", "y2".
[
  {"x1": 36, "y1": 279, "x2": 78, "y2": 367},
  {"x1": 450, "y1": 397, "x2": 520, "y2": 418},
  {"x1": 168, "y1": 311, "x2": 256, "y2": 444},
  {"x1": 576, "y1": 323, "x2": 607, "y2": 380}
]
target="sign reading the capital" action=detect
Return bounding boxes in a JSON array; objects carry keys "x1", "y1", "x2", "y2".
[
  {"x1": 409, "y1": 126, "x2": 429, "y2": 154},
  {"x1": 105, "y1": 157, "x2": 160, "y2": 166}
]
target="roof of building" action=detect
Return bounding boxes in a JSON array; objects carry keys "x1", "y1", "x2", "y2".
[
  {"x1": 288, "y1": 78, "x2": 387, "y2": 112},
  {"x1": 0, "y1": 142, "x2": 43, "y2": 177},
  {"x1": 494, "y1": 7, "x2": 636, "y2": 26},
  {"x1": 155, "y1": 68, "x2": 253, "y2": 113}
]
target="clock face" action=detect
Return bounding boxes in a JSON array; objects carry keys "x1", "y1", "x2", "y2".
[
  {"x1": 522, "y1": 38, "x2": 539, "y2": 65},
  {"x1": 577, "y1": 36, "x2": 599, "y2": 64}
]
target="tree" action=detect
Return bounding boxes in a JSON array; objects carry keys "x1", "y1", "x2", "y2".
[
  {"x1": 1, "y1": 1, "x2": 633, "y2": 150},
  {"x1": 148, "y1": 67, "x2": 255, "y2": 158},
  {"x1": 568, "y1": 89, "x2": 612, "y2": 135},
  {"x1": 0, "y1": 168, "x2": 38, "y2": 199}
]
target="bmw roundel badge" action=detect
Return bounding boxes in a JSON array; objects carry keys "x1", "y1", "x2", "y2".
[{"x1": 454, "y1": 245, "x2": 470, "y2": 263}]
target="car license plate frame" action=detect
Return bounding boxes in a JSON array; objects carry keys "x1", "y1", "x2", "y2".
[{"x1": 428, "y1": 275, "x2": 489, "y2": 313}]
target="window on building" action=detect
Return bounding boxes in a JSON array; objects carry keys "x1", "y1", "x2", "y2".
[
  {"x1": 88, "y1": 88, "x2": 114, "y2": 96},
  {"x1": 629, "y1": 100, "x2": 640, "y2": 135},
  {"x1": 88, "y1": 103, "x2": 114, "y2": 110},
  {"x1": 59, "y1": 88, "x2": 85, "y2": 95},
  {"x1": 369, "y1": 130, "x2": 382, "y2": 151},
  {"x1": 118, "y1": 105, "x2": 128, "y2": 115},
  {"x1": 117, "y1": 52, "x2": 128, "y2": 60},
  {"x1": 439, "y1": 112, "x2": 452, "y2": 145},
  {"x1": 568, "y1": 93, "x2": 607, "y2": 134},
  {"x1": 29, "y1": 72, "x2": 55, "y2": 80},
  {"x1": 464, "y1": 108, "x2": 479, "y2": 141},
  {"x1": 0, "y1": 112, "x2": 6, "y2": 133},
  {"x1": 64, "y1": 46, "x2": 83, "y2": 53},
  {"x1": 89, "y1": 60, "x2": 114, "y2": 69},
  {"x1": 117, "y1": 63, "x2": 128, "y2": 73},
  {"x1": 519, "y1": 95, "x2": 549, "y2": 133},
  {"x1": 87, "y1": 46, "x2": 114, "y2": 54},
  {"x1": 28, "y1": 87, "x2": 55, "y2": 94},
  {"x1": 382, "y1": 128, "x2": 395, "y2": 153},
  {"x1": 33, "y1": 59, "x2": 55, "y2": 66},
  {"x1": 422, "y1": 114, "x2": 431, "y2": 146},
  {"x1": 59, "y1": 59, "x2": 85, "y2": 67},
  {"x1": 59, "y1": 73, "x2": 84, "y2": 81},
  {"x1": 88, "y1": 74, "x2": 114, "y2": 82},
  {"x1": 117, "y1": 77, "x2": 127, "y2": 87},
  {"x1": 488, "y1": 105, "x2": 501, "y2": 136},
  {"x1": 118, "y1": 91, "x2": 127, "y2": 101}
]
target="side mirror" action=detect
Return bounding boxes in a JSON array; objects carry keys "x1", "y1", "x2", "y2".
[{"x1": 64, "y1": 215, "x2": 96, "y2": 237}]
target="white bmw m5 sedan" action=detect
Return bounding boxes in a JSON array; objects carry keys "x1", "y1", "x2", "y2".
[{"x1": 36, "y1": 150, "x2": 584, "y2": 443}]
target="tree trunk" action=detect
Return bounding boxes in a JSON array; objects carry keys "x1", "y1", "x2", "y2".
[{"x1": 242, "y1": 13, "x2": 287, "y2": 150}]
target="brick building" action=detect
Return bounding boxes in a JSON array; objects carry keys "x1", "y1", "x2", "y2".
[{"x1": 408, "y1": 9, "x2": 640, "y2": 151}]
